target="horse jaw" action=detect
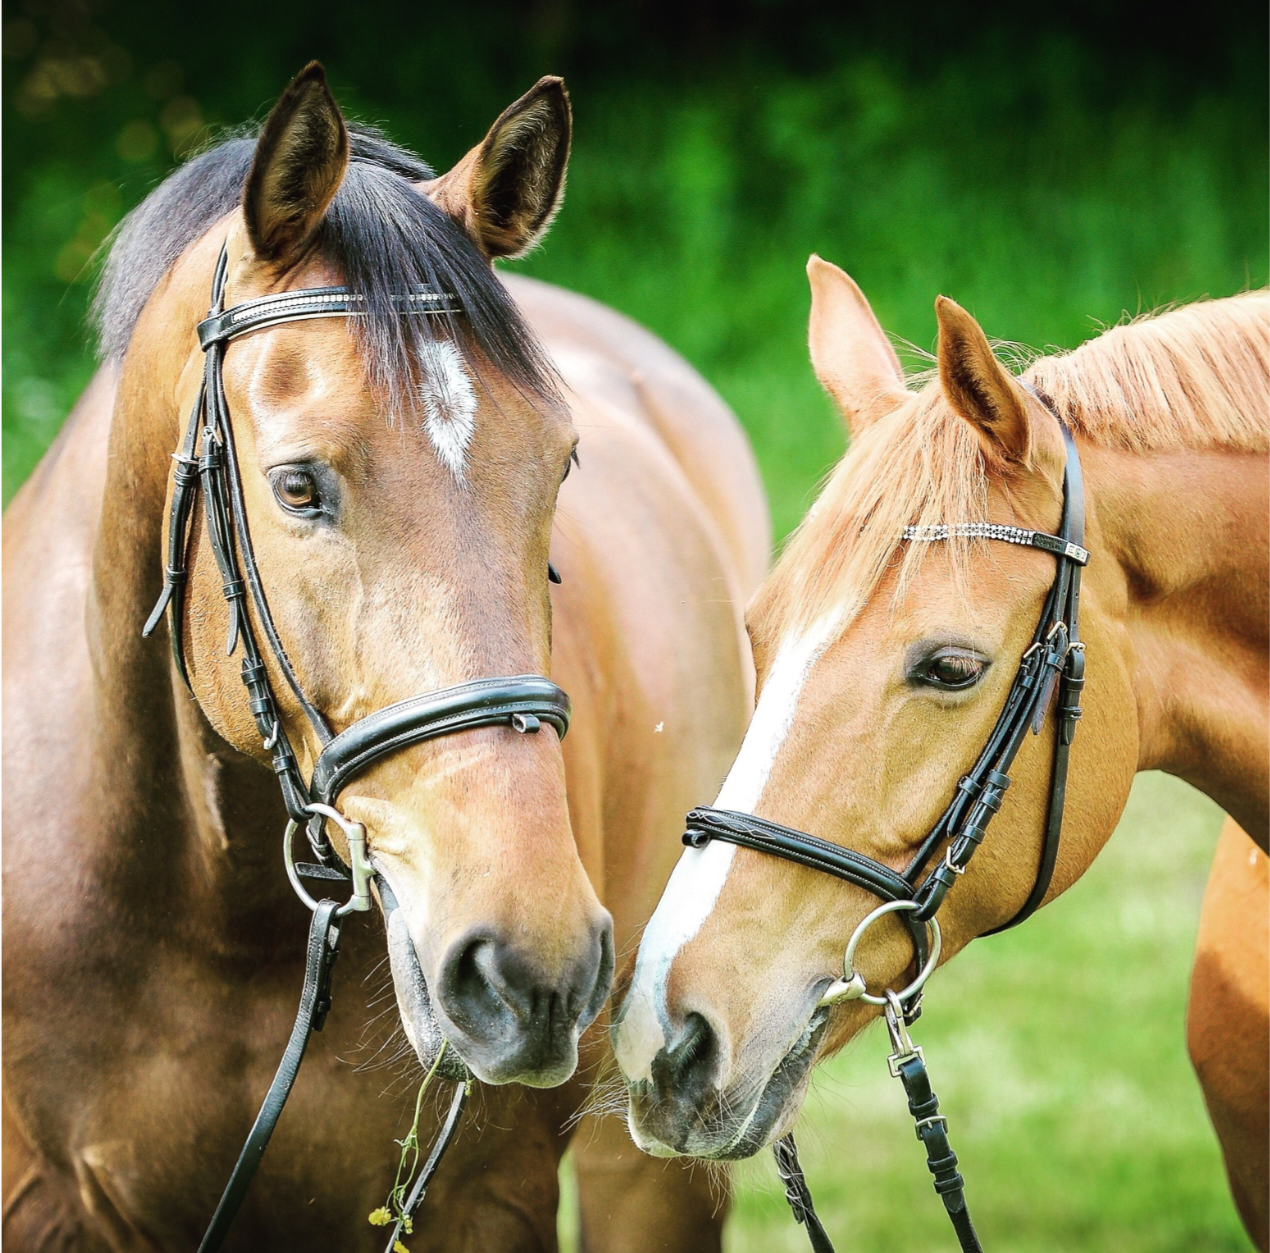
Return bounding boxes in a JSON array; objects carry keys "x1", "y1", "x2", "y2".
[{"x1": 382, "y1": 885, "x2": 470, "y2": 1081}]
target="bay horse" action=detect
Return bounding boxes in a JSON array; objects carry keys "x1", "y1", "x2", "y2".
[
  {"x1": 3, "y1": 66, "x2": 768, "y2": 1251},
  {"x1": 613, "y1": 257, "x2": 1268, "y2": 1247}
]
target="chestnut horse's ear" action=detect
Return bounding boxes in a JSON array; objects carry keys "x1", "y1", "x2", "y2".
[
  {"x1": 243, "y1": 62, "x2": 349, "y2": 266},
  {"x1": 807, "y1": 256, "x2": 907, "y2": 435},
  {"x1": 935, "y1": 296, "x2": 1033, "y2": 465},
  {"x1": 423, "y1": 77, "x2": 571, "y2": 259}
]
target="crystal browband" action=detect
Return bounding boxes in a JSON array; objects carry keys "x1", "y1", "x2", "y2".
[{"x1": 902, "y1": 522, "x2": 1089, "y2": 566}]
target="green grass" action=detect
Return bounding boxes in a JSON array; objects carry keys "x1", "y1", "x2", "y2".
[{"x1": 560, "y1": 773, "x2": 1249, "y2": 1252}]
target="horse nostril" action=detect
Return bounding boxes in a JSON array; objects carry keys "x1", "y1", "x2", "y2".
[
  {"x1": 436, "y1": 933, "x2": 519, "y2": 1039},
  {"x1": 652, "y1": 1011, "x2": 720, "y2": 1104},
  {"x1": 577, "y1": 914, "x2": 616, "y2": 1029},
  {"x1": 433, "y1": 920, "x2": 615, "y2": 1079}
]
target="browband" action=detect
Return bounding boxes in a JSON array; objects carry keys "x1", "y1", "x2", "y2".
[
  {"x1": 903, "y1": 522, "x2": 1088, "y2": 566},
  {"x1": 197, "y1": 285, "x2": 463, "y2": 349}
]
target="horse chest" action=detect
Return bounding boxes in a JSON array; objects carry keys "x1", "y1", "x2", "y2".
[{"x1": 10, "y1": 924, "x2": 408, "y2": 1250}]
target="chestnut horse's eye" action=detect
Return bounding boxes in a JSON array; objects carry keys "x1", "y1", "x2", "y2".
[
  {"x1": 920, "y1": 649, "x2": 986, "y2": 691},
  {"x1": 271, "y1": 467, "x2": 321, "y2": 515}
]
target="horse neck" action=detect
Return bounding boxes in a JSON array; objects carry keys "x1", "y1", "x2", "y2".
[
  {"x1": 1088, "y1": 440, "x2": 1269, "y2": 839},
  {"x1": 88, "y1": 260, "x2": 300, "y2": 941}
]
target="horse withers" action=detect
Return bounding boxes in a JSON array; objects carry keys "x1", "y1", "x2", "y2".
[
  {"x1": 614, "y1": 257, "x2": 1268, "y2": 1247},
  {"x1": 3, "y1": 66, "x2": 768, "y2": 1250}
]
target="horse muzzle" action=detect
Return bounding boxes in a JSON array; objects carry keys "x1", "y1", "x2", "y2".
[
  {"x1": 622, "y1": 1006, "x2": 827, "y2": 1160},
  {"x1": 382, "y1": 874, "x2": 614, "y2": 1086}
]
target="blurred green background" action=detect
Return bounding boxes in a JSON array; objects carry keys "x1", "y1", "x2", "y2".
[{"x1": 4, "y1": 2, "x2": 1265, "y2": 1249}]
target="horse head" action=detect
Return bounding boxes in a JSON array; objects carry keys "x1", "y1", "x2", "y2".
[
  {"x1": 613, "y1": 257, "x2": 1142, "y2": 1155},
  {"x1": 136, "y1": 65, "x2": 611, "y2": 1088}
]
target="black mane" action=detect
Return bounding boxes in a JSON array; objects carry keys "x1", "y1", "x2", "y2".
[{"x1": 92, "y1": 125, "x2": 558, "y2": 409}]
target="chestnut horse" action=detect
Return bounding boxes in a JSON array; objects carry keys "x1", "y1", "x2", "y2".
[
  {"x1": 615, "y1": 258, "x2": 1268, "y2": 1246},
  {"x1": 3, "y1": 68, "x2": 768, "y2": 1251}
]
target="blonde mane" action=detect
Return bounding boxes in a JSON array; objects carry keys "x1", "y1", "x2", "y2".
[{"x1": 760, "y1": 291, "x2": 1270, "y2": 635}]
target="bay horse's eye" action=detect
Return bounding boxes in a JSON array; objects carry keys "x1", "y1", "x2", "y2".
[
  {"x1": 919, "y1": 649, "x2": 987, "y2": 691},
  {"x1": 270, "y1": 466, "x2": 321, "y2": 515}
]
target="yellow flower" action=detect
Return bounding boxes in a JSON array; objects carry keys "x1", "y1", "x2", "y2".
[
  {"x1": 393, "y1": 1242, "x2": 411, "y2": 1253},
  {"x1": 368, "y1": 1207, "x2": 392, "y2": 1226}
]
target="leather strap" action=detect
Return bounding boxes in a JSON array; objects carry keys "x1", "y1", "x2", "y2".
[
  {"x1": 197, "y1": 900, "x2": 342, "y2": 1253},
  {"x1": 984, "y1": 420, "x2": 1086, "y2": 931},
  {"x1": 304, "y1": 676, "x2": 570, "y2": 868},
  {"x1": 772, "y1": 1135, "x2": 837, "y2": 1253},
  {"x1": 894, "y1": 1051, "x2": 983, "y2": 1253},
  {"x1": 197, "y1": 285, "x2": 462, "y2": 348},
  {"x1": 381, "y1": 1081, "x2": 470, "y2": 1253},
  {"x1": 683, "y1": 808, "x2": 930, "y2": 971},
  {"x1": 310, "y1": 676, "x2": 570, "y2": 806}
]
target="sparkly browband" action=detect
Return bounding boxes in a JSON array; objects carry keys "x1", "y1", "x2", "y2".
[{"x1": 903, "y1": 522, "x2": 1089, "y2": 566}]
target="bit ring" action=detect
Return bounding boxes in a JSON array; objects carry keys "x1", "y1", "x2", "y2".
[
  {"x1": 284, "y1": 802, "x2": 373, "y2": 917},
  {"x1": 819, "y1": 899, "x2": 942, "y2": 1008}
]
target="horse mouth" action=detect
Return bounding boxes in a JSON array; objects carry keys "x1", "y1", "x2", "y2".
[
  {"x1": 628, "y1": 1008, "x2": 829, "y2": 1161},
  {"x1": 378, "y1": 873, "x2": 471, "y2": 1081}
]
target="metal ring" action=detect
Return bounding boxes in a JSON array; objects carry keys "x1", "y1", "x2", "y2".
[
  {"x1": 818, "y1": 899, "x2": 942, "y2": 1008},
  {"x1": 284, "y1": 803, "x2": 371, "y2": 917}
]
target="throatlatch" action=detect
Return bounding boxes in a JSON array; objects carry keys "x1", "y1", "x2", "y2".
[
  {"x1": 145, "y1": 245, "x2": 572, "y2": 1253},
  {"x1": 683, "y1": 396, "x2": 1088, "y2": 1253}
]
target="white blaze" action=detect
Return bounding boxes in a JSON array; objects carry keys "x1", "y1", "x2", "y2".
[
  {"x1": 615, "y1": 614, "x2": 840, "y2": 1081},
  {"x1": 417, "y1": 339, "x2": 478, "y2": 481}
]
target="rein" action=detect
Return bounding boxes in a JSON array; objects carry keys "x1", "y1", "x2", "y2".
[
  {"x1": 682, "y1": 400, "x2": 1088, "y2": 1252},
  {"x1": 144, "y1": 244, "x2": 571, "y2": 1252}
]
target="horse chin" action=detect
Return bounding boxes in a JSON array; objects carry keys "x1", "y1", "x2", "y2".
[
  {"x1": 628, "y1": 1009, "x2": 827, "y2": 1161},
  {"x1": 384, "y1": 897, "x2": 471, "y2": 1082}
]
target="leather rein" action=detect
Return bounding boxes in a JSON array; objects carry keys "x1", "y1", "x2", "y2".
[
  {"x1": 144, "y1": 244, "x2": 571, "y2": 1253},
  {"x1": 682, "y1": 399, "x2": 1089, "y2": 1253}
]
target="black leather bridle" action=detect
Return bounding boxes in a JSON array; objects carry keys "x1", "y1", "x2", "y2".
[
  {"x1": 144, "y1": 244, "x2": 572, "y2": 1252},
  {"x1": 682, "y1": 401, "x2": 1089, "y2": 1253}
]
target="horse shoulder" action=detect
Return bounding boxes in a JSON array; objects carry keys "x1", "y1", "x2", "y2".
[{"x1": 3, "y1": 366, "x2": 115, "y2": 868}]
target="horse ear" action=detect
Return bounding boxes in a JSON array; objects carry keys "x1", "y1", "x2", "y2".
[
  {"x1": 243, "y1": 62, "x2": 349, "y2": 266},
  {"x1": 424, "y1": 77, "x2": 571, "y2": 259},
  {"x1": 935, "y1": 296, "x2": 1032, "y2": 465},
  {"x1": 807, "y1": 256, "x2": 907, "y2": 435}
]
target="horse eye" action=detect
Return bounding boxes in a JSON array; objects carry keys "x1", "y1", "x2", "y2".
[
  {"x1": 271, "y1": 467, "x2": 320, "y2": 515},
  {"x1": 920, "y1": 649, "x2": 986, "y2": 690}
]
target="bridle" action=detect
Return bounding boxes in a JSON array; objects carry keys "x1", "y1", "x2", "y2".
[
  {"x1": 144, "y1": 243, "x2": 572, "y2": 1253},
  {"x1": 682, "y1": 398, "x2": 1088, "y2": 1253}
]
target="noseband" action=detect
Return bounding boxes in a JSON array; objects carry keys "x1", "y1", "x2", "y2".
[
  {"x1": 682, "y1": 401, "x2": 1088, "y2": 1253},
  {"x1": 144, "y1": 245, "x2": 571, "y2": 1252}
]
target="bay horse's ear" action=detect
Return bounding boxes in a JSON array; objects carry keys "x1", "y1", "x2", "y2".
[
  {"x1": 807, "y1": 255, "x2": 907, "y2": 435},
  {"x1": 243, "y1": 62, "x2": 349, "y2": 266},
  {"x1": 935, "y1": 296, "x2": 1032, "y2": 465},
  {"x1": 423, "y1": 77, "x2": 570, "y2": 260}
]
